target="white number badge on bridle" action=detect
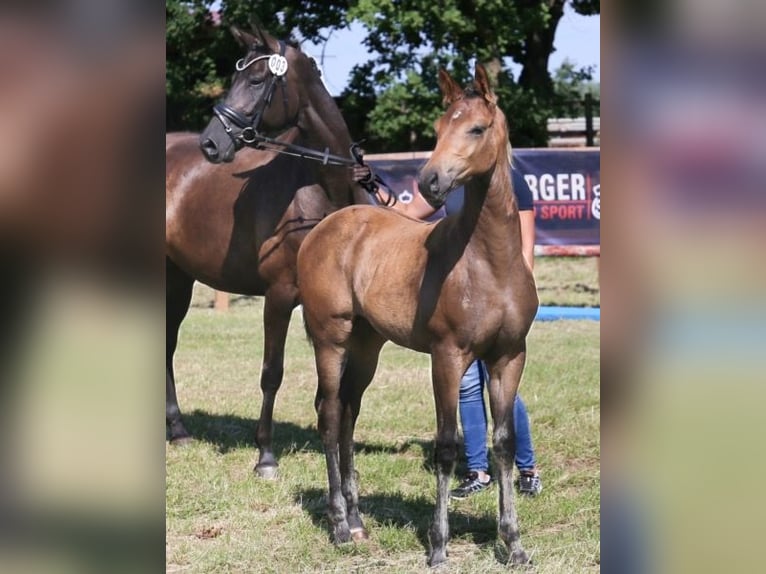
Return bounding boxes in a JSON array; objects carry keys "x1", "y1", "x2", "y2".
[
  {"x1": 235, "y1": 53, "x2": 289, "y2": 76},
  {"x1": 268, "y1": 54, "x2": 288, "y2": 76}
]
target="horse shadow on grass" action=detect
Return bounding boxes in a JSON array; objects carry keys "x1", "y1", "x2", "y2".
[
  {"x1": 294, "y1": 486, "x2": 500, "y2": 558},
  {"x1": 170, "y1": 409, "x2": 436, "y2": 470},
  {"x1": 171, "y1": 410, "x2": 506, "y2": 559},
  {"x1": 168, "y1": 409, "x2": 321, "y2": 455}
]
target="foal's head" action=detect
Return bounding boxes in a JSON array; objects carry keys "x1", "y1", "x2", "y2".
[
  {"x1": 418, "y1": 65, "x2": 508, "y2": 208},
  {"x1": 200, "y1": 23, "x2": 310, "y2": 163}
]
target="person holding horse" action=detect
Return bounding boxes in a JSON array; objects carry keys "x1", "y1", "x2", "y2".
[{"x1": 352, "y1": 164, "x2": 543, "y2": 498}]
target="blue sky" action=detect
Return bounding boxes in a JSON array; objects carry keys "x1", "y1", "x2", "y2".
[{"x1": 302, "y1": 9, "x2": 601, "y2": 96}]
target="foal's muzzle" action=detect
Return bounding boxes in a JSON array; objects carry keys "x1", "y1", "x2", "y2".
[{"x1": 418, "y1": 169, "x2": 450, "y2": 208}]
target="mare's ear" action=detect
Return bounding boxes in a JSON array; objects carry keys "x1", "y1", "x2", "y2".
[
  {"x1": 249, "y1": 15, "x2": 281, "y2": 53},
  {"x1": 231, "y1": 26, "x2": 257, "y2": 48},
  {"x1": 473, "y1": 64, "x2": 497, "y2": 107},
  {"x1": 438, "y1": 68, "x2": 463, "y2": 107}
]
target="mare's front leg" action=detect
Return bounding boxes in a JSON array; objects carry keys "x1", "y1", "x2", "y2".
[
  {"x1": 253, "y1": 285, "x2": 297, "y2": 478},
  {"x1": 486, "y1": 349, "x2": 531, "y2": 565},
  {"x1": 427, "y1": 349, "x2": 466, "y2": 567}
]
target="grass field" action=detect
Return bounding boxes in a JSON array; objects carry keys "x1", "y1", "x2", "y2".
[{"x1": 167, "y1": 257, "x2": 600, "y2": 573}]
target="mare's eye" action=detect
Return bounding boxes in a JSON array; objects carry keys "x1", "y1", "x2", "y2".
[
  {"x1": 249, "y1": 76, "x2": 265, "y2": 86},
  {"x1": 468, "y1": 125, "x2": 487, "y2": 136}
]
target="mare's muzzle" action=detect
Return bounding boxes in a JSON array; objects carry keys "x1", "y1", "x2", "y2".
[{"x1": 199, "y1": 118, "x2": 239, "y2": 163}]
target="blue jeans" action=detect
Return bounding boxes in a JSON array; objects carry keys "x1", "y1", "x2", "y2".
[{"x1": 458, "y1": 360, "x2": 536, "y2": 473}]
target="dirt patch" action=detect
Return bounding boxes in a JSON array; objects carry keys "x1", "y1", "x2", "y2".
[{"x1": 196, "y1": 525, "x2": 222, "y2": 539}]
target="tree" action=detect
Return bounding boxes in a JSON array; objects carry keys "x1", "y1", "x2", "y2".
[
  {"x1": 166, "y1": 0, "x2": 349, "y2": 131},
  {"x1": 551, "y1": 59, "x2": 600, "y2": 118},
  {"x1": 341, "y1": 0, "x2": 600, "y2": 150},
  {"x1": 166, "y1": 1, "x2": 600, "y2": 150}
]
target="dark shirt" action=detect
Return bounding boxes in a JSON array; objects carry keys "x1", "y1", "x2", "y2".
[{"x1": 443, "y1": 168, "x2": 533, "y2": 216}]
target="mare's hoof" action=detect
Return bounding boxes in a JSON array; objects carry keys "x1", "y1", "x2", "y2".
[
  {"x1": 427, "y1": 551, "x2": 448, "y2": 568},
  {"x1": 169, "y1": 435, "x2": 193, "y2": 447},
  {"x1": 350, "y1": 527, "x2": 369, "y2": 542},
  {"x1": 510, "y1": 549, "x2": 532, "y2": 567},
  {"x1": 254, "y1": 463, "x2": 279, "y2": 480}
]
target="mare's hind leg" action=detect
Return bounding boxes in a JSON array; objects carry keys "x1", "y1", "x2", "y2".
[
  {"x1": 427, "y1": 348, "x2": 467, "y2": 567},
  {"x1": 166, "y1": 258, "x2": 194, "y2": 444},
  {"x1": 338, "y1": 320, "x2": 385, "y2": 541},
  {"x1": 253, "y1": 284, "x2": 297, "y2": 479},
  {"x1": 486, "y1": 349, "x2": 531, "y2": 565}
]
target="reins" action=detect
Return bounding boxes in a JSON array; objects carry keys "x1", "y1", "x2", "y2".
[{"x1": 246, "y1": 131, "x2": 357, "y2": 167}]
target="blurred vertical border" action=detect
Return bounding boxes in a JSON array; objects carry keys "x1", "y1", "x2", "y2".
[
  {"x1": 603, "y1": 1, "x2": 766, "y2": 572},
  {"x1": 0, "y1": 2, "x2": 164, "y2": 573}
]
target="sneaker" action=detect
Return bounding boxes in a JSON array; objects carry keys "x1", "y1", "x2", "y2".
[
  {"x1": 517, "y1": 472, "x2": 543, "y2": 496},
  {"x1": 450, "y1": 471, "x2": 493, "y2": 499}
]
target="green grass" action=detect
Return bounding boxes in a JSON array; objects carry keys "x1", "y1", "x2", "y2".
[
  {"x1": 534, "y1": 256, "x2": 600, "y2": 308},
  {"x1": 167, "y1": 283, "x2": 600, "y2": 572}
]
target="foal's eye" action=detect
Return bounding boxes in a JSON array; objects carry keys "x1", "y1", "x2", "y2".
[{"x1": 468, "y1": 125, "x2": 487, "y2": 136}]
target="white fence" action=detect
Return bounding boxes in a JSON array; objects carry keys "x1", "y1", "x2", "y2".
[{"x1": 547, "y1": 117, "x2": 601, "y2": 147}]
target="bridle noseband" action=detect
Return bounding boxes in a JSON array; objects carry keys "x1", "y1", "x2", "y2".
[{"x1": 212, "y1": 40, "x2": 289, "y2": 146}]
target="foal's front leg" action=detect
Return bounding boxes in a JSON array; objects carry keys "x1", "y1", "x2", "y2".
[
  {"x1": 427, "y1": 350, "x2": 464, "y2": 567},
  {"x1": 487, "y1": 351, "x2": 531, "y2": 565}
]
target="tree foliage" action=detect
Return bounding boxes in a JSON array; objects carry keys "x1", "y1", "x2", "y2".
[
  {"x1": 551, "y1": 59, "x2": 600, "y2": 118},
  {"x1": 166, "y1": 1, "x2": 600, "y2": 150},
  {"x1": 166, "y1": 0, "x2": 348, "y2": 130},
  {"x1": 343, "y1": 0, "x2": 600, "y2": 150}
]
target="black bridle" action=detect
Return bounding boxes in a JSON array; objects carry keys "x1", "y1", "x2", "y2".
[
  {"x1": 212, "y1": 40, "x2": 290, "y2": 147},
  {"x1": 212, "y1": 40, "x2": 395, "y2": 204}
]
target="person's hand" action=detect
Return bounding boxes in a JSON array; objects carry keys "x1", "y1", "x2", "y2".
[{"x1": 352, "y1": 164, "x2": 372, "y2": 184}]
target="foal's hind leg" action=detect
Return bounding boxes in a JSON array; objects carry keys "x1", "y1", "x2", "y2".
[
  {"x1": 486, "y1": 349, "x2": 531, "y2": 565},
  {"x1": 313, "y1": 338, "x2": 353, "y2": 544},
  {"x1": 166, "y1": 258, "x2": 194, "y2": 444},
  {"x1": 253, "y1": 284, "x2": 297, "y2": 479},
  {"x1": 338, "y1": 321, "x2": 385, "y2": 541}
]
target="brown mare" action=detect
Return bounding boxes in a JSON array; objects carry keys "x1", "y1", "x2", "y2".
[
  {"x1": 166, "y1": 23, "x2": 372, "y2": 477},
  {"x1": 297, "y1": 65, "x2": 538, "y2": 566}
]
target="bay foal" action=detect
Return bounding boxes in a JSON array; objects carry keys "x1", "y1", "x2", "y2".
[{"x1": 297, "y1": 65, "x2": 538, "y2": 566}]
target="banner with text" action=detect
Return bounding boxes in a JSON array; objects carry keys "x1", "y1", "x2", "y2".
[{"x1": 367, "y1": 148, "x2": 600, "y2": 246}]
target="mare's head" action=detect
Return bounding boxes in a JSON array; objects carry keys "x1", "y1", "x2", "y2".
[
  {"x1": 200, "y1": 22, "x2": 309, "y2": 163},
  {"x1": 418, "y1": 65, "x2": 508, "y2": 208}
]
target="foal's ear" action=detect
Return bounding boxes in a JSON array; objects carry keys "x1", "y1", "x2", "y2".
[
  {"x1": 438, "y1": 68, "x2": 463, "y2": 107},
  {"x1": 473, "y1": 64, "x2": 497, "y2": 107},
  {"x1": 231, "y1": 26, "x2": 257, "y2": 48},
  {"x1": 249, "y1": 15, "x2": 281, "y2": 53}
]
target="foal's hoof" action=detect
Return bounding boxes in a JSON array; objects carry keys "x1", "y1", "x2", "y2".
[
  {"x1": 332, "y1": 526, "x2": 352, "y2": 545},
  {"x1": 427, "y1": 550, "x2": 448, "y2": 568},
  {"x1": 350, "y1": 527, "x2": 369, "y2": 542},
  {"x1": 254, "y1": 463, "x2": 279, "y2": 480},
  {"x1": 510, "y1": 549, "x2": 532, "y2": 567},
  {"x1": 169, "y1": 435, "x2": 193, "y2": 447}
]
